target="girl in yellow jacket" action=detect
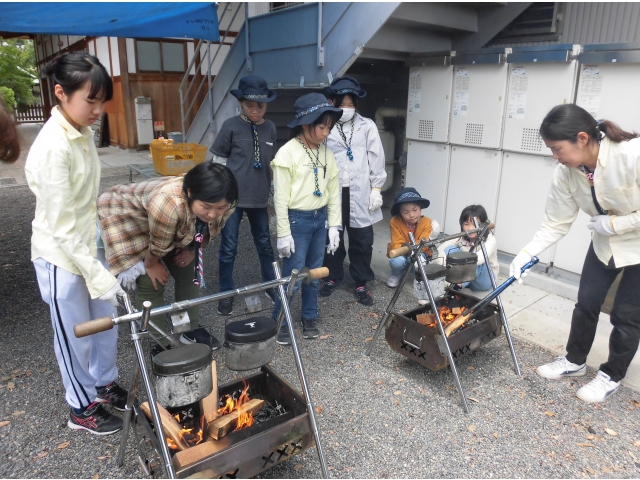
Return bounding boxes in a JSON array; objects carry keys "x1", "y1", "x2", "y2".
[{"x1": 25, "y1": 53, "x2": 126, "y2": 436}]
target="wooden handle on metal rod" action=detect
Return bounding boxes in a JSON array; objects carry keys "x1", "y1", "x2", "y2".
[
  {"x1": 389, "y1": 245, "x2": 411, "y2": 258},
  {"x1": 307, "y1": 267, "x2": 329, "y2": 281},
  {"x1": 74, "y1": 317, "x2": 114, "y2": 338}
]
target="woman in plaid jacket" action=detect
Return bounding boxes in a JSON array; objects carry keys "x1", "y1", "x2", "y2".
[{"x1": 98, "y1": 162, "x2": 238, "y2": 352}]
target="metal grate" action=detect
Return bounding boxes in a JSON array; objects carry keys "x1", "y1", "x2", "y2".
[
  {"x1": 521, "y1": 127, "x2": 543, "y2": 152},
  {"x1": 418, "y1": 120, "x2": 434, "y2": 140},
  {"x1": 465, "y1": 123, "x2": 484, "y2": 145}
]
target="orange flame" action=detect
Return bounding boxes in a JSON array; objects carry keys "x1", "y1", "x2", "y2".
[
  {"x1": 165, "y1": 411, "x2": 206, "y2": 450},
  {"x1": 216, "y1": 380, "x2": 255, "y2": 432}
]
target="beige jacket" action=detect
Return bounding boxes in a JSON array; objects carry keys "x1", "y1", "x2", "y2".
[
  {"x1": 523, "y1": 136, "x2": 640, "y2": 268},
  {"x1": 25, "y1": 106, "x2": 117, "y2": 298}
]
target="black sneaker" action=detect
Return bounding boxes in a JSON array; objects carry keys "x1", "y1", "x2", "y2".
[
  {"x1": 179, "y1": 327, "x2": 221, "y2": 351},
  {"x1": 150, "y1": 343, "x2": 172, "y2": 360},
  {"x1": 265, "y1": 288, "x2": 279, "y2": 305},
  {"x1": 301, "y1": 318, "x2": 319, "y2": 339},
  {"x1": 319, "y1": 280, "x2": 335, "y2": 297},
  {"x1": 96, "y1": 382, "x2": 129, "y2": 411},
  {"x1": 355, "y1": 286, "x2": 373, "y2": 306},
  {"x1": 276, "y1": 324, "x2": 291, "y2": 346},
  {"x1": 218, "y1": 297, "x2": 233, "y2": 315},
  {"x1": 68, "y1": 402, "x2": 123, "y2": 436}
]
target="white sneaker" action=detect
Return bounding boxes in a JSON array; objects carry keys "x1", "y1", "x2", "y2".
[
  {"x1": 387, "y1": 274, "x2": 401, "y2": 288},
  {"x1": 417, "y1": 299, "x2": 429, "y2": 305},
  {"x1": 536, "y1": 356, "x2": 586, "y2": 380},
  {"x1": 576, "y1": 371, "x2": 621, "y2": 403}
]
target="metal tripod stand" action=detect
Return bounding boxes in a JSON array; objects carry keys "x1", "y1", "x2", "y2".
[{"x1": 73, "y1": 266, "x2": 330, "y2": 478}]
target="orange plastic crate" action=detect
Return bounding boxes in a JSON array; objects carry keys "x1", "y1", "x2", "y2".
[{"x1": 150, "y1": 140, "x2": 207, "y2": 176}]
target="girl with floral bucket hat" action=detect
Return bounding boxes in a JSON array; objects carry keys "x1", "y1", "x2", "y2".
[{"x1": 271, "y1": 93, "x2": 343, "y2": 345}]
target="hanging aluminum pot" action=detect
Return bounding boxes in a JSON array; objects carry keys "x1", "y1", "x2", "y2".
[
  {"x1": 152, "y1": 343, "x2": 213, "y2": 408},
  {"x1": 224, "y1": 316, "x2": 277, "y2": 371},
  {"x1": 446, "y1": 251, "x2": 478, "y2": 284}
]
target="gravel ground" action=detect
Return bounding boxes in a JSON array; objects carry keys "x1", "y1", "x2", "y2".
[{"x1": 1, "y1": 174, "x2": 640, "y2": 479}]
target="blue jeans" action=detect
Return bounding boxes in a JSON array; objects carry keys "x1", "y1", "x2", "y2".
[
  {"x1": 219, "y1": 207, "x2": 276, "y2": 292},
  {"x1": 444, "y1": 245, "x2": 493, "y2": 291},
  {"x1": 272, "y1": 207, "x2": 327, "y2": 324},
  {"x1": 389, "y1": 253, "x2": 427, "y2": 276}
]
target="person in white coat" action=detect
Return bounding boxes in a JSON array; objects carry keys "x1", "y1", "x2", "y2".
[
  {"x1": 510, "y1": 104, "x2": 640, "y2": 403},
  {"x1": 319, "y1": 77, "x2": 387, "y2": 306}
]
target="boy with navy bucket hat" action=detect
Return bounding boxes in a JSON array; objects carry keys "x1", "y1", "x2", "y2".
[
  {"x1": 270, "y1": 93, "x2": 343, "y2": 345},
  {"x1": 210, "y1": 75, "x2": 278, "y2": 315},
  {"x1": 386, "y1": 187, "x2": 438, "y2": 288}
]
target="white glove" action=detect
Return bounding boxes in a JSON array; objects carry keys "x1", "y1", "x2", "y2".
[
  {"x1": 98, "y1": 282, "x2": 126, "y2": 307},
  {"x1": 327, "y1": 226, "x2": 340, "y2": 255},
  {"x1": 587, "y1": 215, "x2": 616, "y2": 236},
  {"x1": 117, "y1": 261, "x2": 146, "y2": 291},
  {"x1": 509, "y1": 251, "x2": 532, "y2": 284},
  {"x1": 429, "y1": 220, "x2": 441, "y2": 240},
  {"x1": 369, "y1": 189, "x2": 383, "y2": 212},
  {"x1": 277, "y1": 235, "x2": 295, "y2": 258}
]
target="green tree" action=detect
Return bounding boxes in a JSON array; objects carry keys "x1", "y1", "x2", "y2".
[
  {"x1": 0, "y1": 37, "x2": 37, "y2": 105},
  {"x1": 0, "y1": 86, "x2": 16, "y2": 112}
]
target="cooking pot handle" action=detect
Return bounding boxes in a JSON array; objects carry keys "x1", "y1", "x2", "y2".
[
  {"x1": 402, "y1": 327, "x2": 424, "y2": 351},
  {"x1": 74, "y1": 317, "x2": 114, "y2": 338},
  {"x1": 389, "y1": 245, "x2": 411, "y2": 258}
]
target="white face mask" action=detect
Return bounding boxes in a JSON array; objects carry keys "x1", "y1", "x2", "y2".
[{"x1": 340, "y1": 108, "x2": 355, "y2": 122}]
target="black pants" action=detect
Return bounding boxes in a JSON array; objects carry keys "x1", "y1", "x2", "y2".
[
  {"x1": 565, "y1": 242, "x2": 640, "y2": 382},
  {"x1": 323, "y1": 187, "x2": 375, "y2": 288}
]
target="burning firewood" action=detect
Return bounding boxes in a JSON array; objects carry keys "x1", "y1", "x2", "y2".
[
  {"x1": 208, "y1": 398, "x2": 265, "y2": 440},
  {"x1": 140, "y1": 401, "x2": 190, "y2": 451},
  {"x1": 173, "y1": 440, "x2": 232, "y2": 470},
  {"x1": 444, "y1": 310, "x2": 472, "y2": 337},
  {"x1": 201, "y1": 361, "x2": 218, "y2": 423},
  {"x1": 416, "y1": 313, "x2": 435, "y2": 326}
]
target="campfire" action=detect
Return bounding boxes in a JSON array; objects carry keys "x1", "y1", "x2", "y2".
[
  {"x1": 416, "y1": 295, "x2": 467, "y2": 329},
  {"x1": 167, "y1": 409, "x2": 206, "y2": 450},
  {"x1": 217, "y1": 380, "x2": 256, "y2": 432}
]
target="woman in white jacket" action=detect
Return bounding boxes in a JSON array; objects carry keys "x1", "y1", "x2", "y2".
[{"x1": 510, "y1": 104, "x2": 640, "y2": 403}]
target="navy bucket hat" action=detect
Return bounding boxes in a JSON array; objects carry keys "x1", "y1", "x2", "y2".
[
  {"x1": 287, "y1": 93, "x2": 342, "y2": 128},
  {"x1": 322, "y1": 76, "x2": 367, "y2": 99},
  {"x1": 391, "y1": 187, "x2": 430, "y2": 216},
  {"x1": 230, "y1": 75, "x2": 276, "y2": 103}
]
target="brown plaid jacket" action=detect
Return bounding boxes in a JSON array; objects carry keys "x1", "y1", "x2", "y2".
[{"x1": 98, "y1": 176, "x2": 234, "y2": 275}]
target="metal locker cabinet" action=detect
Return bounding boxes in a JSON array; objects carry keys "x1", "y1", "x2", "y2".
[
  {"x1": 577, "y1": 43, "x2": 640, "y2": 133},
  {"x1": 405, "y1": 55, "x2": 453, "y2": 143},
  {"x1": 495, "y1": 152, "x2": 557, "y2": 263},
  {"x1": 405, "y1": 141, "x2": 451, "y2": 228},
  {"x1": 502, "y1": 45, "x2": 580, "y2": 156},
  {"x1": 552, "y1": 210, "x2": 592, "y2": 275},
  {"x1": 444, "y1": 146, "x2": 502, "y2": 235},
  {"x1": 449, "y1": 49, "x2": 508, "y2": 150}
]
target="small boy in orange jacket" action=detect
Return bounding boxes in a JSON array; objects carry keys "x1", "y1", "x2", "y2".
[{"x1": 386, "y1": 187, "x2": 439, "y2": 288}]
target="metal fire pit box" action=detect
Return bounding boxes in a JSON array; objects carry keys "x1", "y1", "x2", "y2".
[
  {"x1": 174, "y1": 365, "x2": 313, "y2": 479},
  {"x1": 385, "y1": 291, "x2": 502, "y2": 371}
]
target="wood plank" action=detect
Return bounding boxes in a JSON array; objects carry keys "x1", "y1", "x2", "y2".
[
  {"x1": 201, "y1": 361, "x2": 218, "y2": 424},
  {"x1": 416, "y1": 313, "x2": 436, "y2": 326},
  {"x1": 140, "y1": 401, "x2": 190, "y2": 451},
  {"x1": 173, "y1": 439, "x2": 231, "y2": 470},
  {"x1": 208, "y1": 398, "x2": 265, "y2": 440}
]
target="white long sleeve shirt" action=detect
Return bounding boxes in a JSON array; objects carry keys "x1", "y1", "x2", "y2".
[
  {"x1": 25, "y1": 106, "x2": 117, "y2": 298},
  {"x1": 325, "y1": 113, "x2": 386, "y2": 227},
  {"x1": 523, "y1": 136, "x2": 640, "y2": 268}
]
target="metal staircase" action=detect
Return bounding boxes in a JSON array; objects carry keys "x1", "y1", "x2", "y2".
[{"x1": 182, "y1": 2, "x2": 531, "y2": 150}]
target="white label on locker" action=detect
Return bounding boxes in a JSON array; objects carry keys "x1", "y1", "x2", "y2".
[
  {"x1": 507, "y1": 66, "x2": 528, "y2": 119},
  {"x1": 455, "y1": 69, "x2": 470, "y2": 90},
  {"x1": 409, "y1": 70, "x2": 422, "y2": 91},
  {"x1": 408, "y1": 90, "x2": 421, "y2": 113},
  {"x1": 453, "y1": 91, "x2": 469, "y2": 116},
  {"x1": 578, "y1": 65, "x2": 603, "y2": 117}
]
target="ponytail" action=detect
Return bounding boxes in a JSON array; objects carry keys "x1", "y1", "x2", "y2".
[
  {"x1": 540, "y1": 104, "x2": 638, "y2": 144},
  {"x1": 43, "y1": 52, "x2": 113, "y2": 102}
]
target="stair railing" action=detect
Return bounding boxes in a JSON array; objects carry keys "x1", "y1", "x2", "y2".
[{"x1": 179, "y1": 1, "x2": 244, "y2": 138}]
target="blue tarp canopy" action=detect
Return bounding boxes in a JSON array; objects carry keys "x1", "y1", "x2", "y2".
[{"x1": 0, "y1": 2, "x2": 219, "y2": 41}]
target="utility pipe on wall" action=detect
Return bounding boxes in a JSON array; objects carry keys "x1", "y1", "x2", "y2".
[{"x1": 375, "y1": 106, "x2": 406, "y2": 131}]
